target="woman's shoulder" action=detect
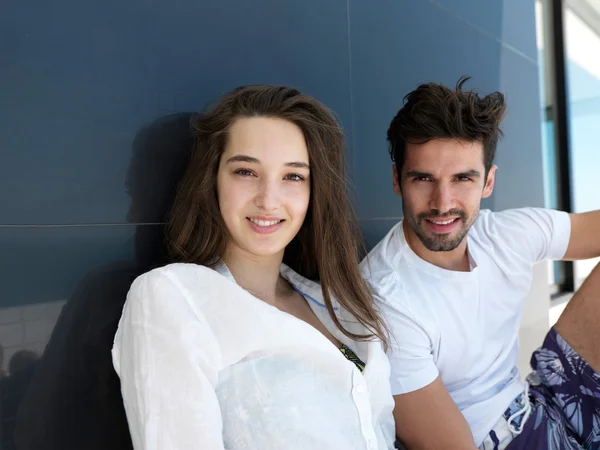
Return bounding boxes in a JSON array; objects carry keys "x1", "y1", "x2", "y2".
[
  {"x1": 129, "y1": 262, "x2": 236, "y2": 301},
  {"x1": 134, "y1": 262, "x2": 220, "y2": 284}
]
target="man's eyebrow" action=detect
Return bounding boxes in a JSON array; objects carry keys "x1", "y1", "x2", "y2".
[
  {"x1": 455, "y1": 169, "x2": 481, "y2": 178},
  {"x1": 405, "y1": 169, "x2": 482, "y2": 178},
  {"x1": 405, "y1": 170, "x2": 433, "y2": 178}
]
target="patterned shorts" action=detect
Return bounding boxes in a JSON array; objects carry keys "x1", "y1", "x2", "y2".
[{"x1": 481, "y1": 328, "x2": 600, "y2": 450}]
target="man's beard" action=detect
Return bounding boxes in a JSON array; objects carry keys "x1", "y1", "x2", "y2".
[{"x1": 406, "y1": 208, "x2": 475, "y2": 252}]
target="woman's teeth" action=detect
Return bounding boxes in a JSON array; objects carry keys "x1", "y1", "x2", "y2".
[{"x1": 249, "y1": 218, "x2": 282, "y2": 227}]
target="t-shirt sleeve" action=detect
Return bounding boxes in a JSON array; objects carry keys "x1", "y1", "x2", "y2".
[
  {"x1": 482, "y1": 208, "x2": 571, "y2": 264},
  {"x1": 370, "y1": 280, "x2": 439, "y2": 395}
]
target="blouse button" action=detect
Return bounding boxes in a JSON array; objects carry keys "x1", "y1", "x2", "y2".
[{"x1": 354, "y1": 384, "x2": 366, "y2": 395}]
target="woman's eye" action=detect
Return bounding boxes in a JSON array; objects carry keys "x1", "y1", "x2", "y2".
[
  {"x1": 233, "y1": 168, "x2": 255, "y2": 177},
  {"x1": 285, "y1": 173, "x2": 305, "y2": 182}
]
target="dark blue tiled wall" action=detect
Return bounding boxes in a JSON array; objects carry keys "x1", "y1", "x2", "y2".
[
  {"x1": 0, "y1": 1, "x2": 543, "y2": 447},
  {"x1": 494, "y1": 45, "x2": 545, "y2": 211},
  {"x1": 1, "y1": 0, "x2": 353, "y2": 225},
  {"x1": 431, "y1": 0, "x2": 537, "y2": 60}
]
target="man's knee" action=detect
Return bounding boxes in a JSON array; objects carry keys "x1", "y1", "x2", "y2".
[{"x1": 554, "y1": 262, "x2": 600, "y2": 370}]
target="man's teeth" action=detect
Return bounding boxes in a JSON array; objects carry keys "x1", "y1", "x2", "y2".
[
  {"x1": 249, "y1": 218, "x2": 281, "y2": 227},
  {"x1": 429, "y1": 219, "x2": 456, "y2": 225}
]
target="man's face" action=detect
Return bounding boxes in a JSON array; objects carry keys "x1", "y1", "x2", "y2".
[{"x1": 393, "y1": 138, "x2": 496, "y2": 252}]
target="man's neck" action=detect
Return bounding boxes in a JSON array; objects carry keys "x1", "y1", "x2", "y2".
[{"x1": 403, "y1": 221, "x2": 471, "y2": 272}]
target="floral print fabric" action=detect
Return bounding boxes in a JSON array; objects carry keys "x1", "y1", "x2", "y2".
[{"x1": 482, "y1": 328, "x2": 600, "y2": 450}]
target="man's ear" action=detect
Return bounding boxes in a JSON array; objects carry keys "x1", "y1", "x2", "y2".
[
  {"x1": 392, "y1": 164, "x2": 402, "y2": 196},
  {"x1": 482, "y1": 165, "x2": 497, "y2": 199}
]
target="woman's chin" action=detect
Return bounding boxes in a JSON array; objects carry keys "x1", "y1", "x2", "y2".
[
  {"x1": 226, "y1": 232, "x2": 298, "y2": 260},
  {"x1": 245, "y1": 246, "x2": 287, "y2": 259},
  {"x1": 242, "y1": 239, "x2": 293, "y2": 259}
]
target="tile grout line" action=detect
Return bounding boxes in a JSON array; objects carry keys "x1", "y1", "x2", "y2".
[
  {"x1": 360, "y1": 217, "x2": 403, "y2": 221},
  {"x1": 0, "y1": 222, "x2": 163, "y2": 228},
  {"x1": 0, "y1": 219, "x2": 403, "y2": 228}
]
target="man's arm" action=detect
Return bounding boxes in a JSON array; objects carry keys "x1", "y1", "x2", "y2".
[
  {"x1": 394, "y1": 376, "x2": 477, "y2": 450},
  {"x1": 563, "y1": 210, "x2": 600, "y2": 260},
  {"x1": 361, "y1": 273, "x2": 477, "y2": 449}
]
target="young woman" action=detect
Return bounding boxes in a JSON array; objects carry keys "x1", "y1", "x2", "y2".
[{"x1": 112, "y1": 85, "x2": 396, "y2": 449}]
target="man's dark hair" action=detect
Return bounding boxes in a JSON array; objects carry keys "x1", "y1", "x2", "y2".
[{"x1": 387, "y1": 76, "x2": 507, "y2": 179}]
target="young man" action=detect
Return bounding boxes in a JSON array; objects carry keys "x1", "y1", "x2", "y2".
[{"x1": 362, "y1": 77, "x2": 600, "y2": 450}]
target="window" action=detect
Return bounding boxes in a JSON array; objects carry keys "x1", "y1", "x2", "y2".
[
  {"x1": 536, "y1": 0, "x2": 600, "y2": 295},
  {"x1": 536, "y1": 0, "x2": 573, "y2": 295},
  {"x1": 563, "y1": 0, "x2": 600, "y2": 289}
]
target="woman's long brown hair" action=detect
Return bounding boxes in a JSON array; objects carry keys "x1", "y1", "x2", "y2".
[{"x1": 166, "y1": 85, "x2": 388, "y2": 346}]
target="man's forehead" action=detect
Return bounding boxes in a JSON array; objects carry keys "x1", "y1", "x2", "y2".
[{"x1": 403, "y1": 139, "x2": 485, "y2": 170}]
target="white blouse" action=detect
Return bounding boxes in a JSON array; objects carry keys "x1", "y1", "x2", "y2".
[{"x1": 112, "y1": 262, "x2": 396, "y2": 450}]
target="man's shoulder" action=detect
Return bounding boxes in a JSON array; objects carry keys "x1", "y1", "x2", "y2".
[
  {"x1": 471, "y1": 207, "x2": 565, "y2": 241},
  {"x1": 361, "y1": 222, "x2": 425, "y2": 317},
  {"x1": 474, "y1": 207, "x2": 560, "y2": 226},
  {"x1": 361, "y1": 221, "x2": 408, "y2": 283},
  {"x1": 471, "y1": 208, "x2": 524, "y2": 229},
  {"x1": 469, "y1": 207, "x2": 572, "y2": 268}
]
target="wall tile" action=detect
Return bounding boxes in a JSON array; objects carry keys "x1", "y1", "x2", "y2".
[
  {"x1": 360, "y1": 219, "x2": 401, "y2": 251},
  {"x1": 0, "y1": 323, "x2": 24, "y2": 348},
  {"x1": 0, "y1": 225, "x2": 141, "y2": 309},
  {"x1": 493, "y1": 46, "x2": 545, "y2": 210},
  {"x1": 431, "y1": 0, "x2": 537, "y2": 60},
  {"x1": 0, "y1": 307, "x2": 22, "y2": 325}
]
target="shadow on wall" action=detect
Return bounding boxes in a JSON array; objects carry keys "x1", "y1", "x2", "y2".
[{"x1": 1, "y1": 113, "x2": 195, "y2": 450}]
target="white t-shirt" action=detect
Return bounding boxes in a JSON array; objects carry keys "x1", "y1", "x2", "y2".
[
  {"x1": 361, "y1": 208, "x2": 571, "y2": 446},
  {"x1": 112, "y1": 262, "x2": 396, "y2": 450}
]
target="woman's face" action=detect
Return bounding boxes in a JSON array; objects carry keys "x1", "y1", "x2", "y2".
[{"x1": 217, "y1": 116, "x2": 310, "y2": 261}]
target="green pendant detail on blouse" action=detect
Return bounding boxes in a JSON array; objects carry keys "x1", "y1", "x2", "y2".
[{"x1": 339, "y1": 343, "x2": 366, "y2": 372}]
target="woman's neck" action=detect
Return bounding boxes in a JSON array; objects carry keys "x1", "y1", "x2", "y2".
[{"x1": 221, "y1": 247, "x2": 288, "y2": 305}]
